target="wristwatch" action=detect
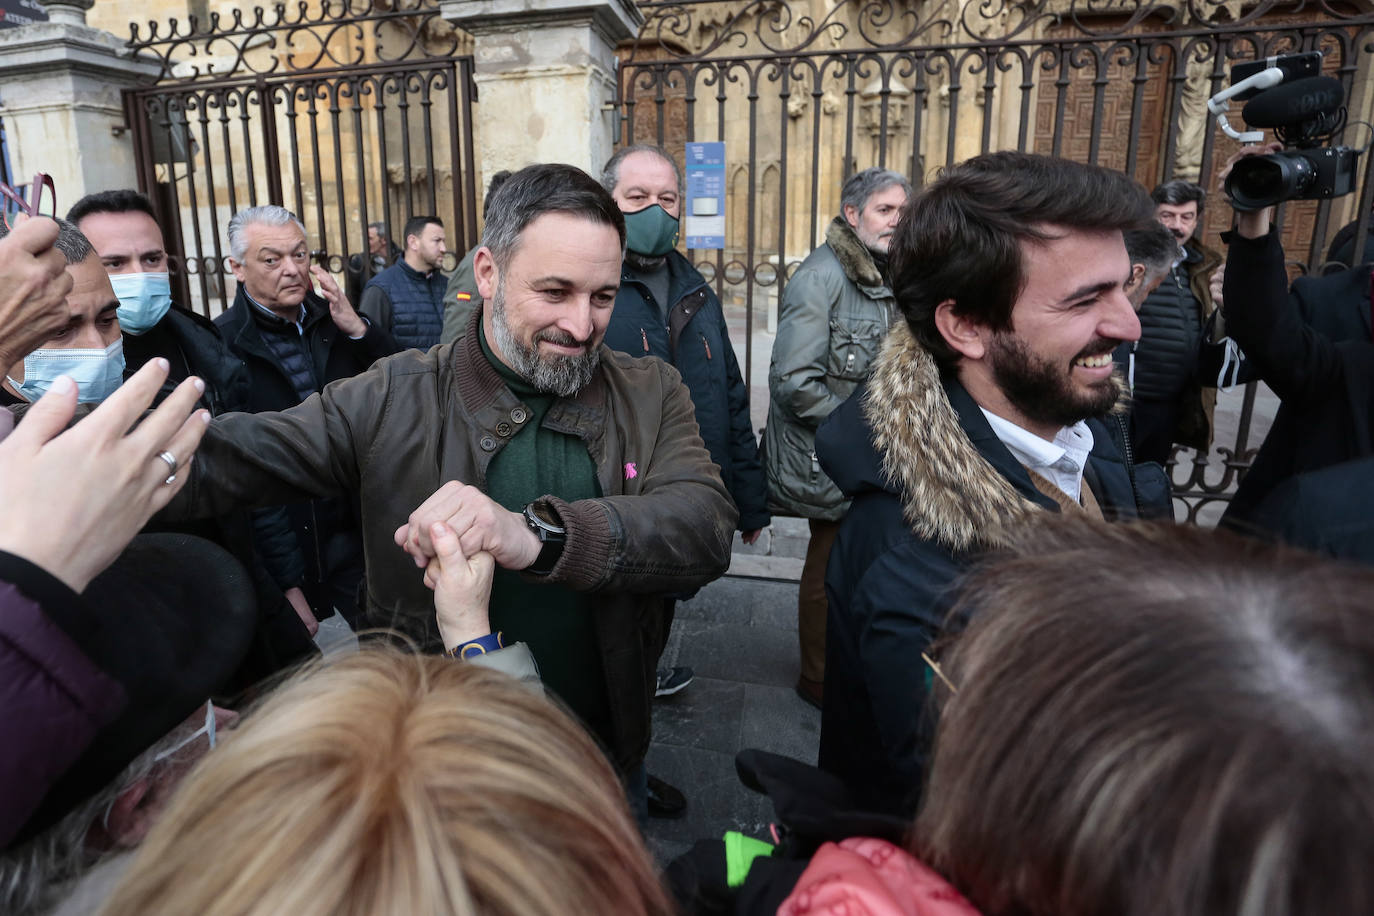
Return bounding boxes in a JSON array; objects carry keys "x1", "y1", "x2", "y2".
[{"x1": 521, "y1": 503, "x2": 567, "y2": 575}]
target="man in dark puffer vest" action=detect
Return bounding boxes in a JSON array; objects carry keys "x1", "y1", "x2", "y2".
[
  {"x1": 1130, "y1": 180, "x2": 1223, "y2": 465},
  {"x1": 360, "y1": 215, "x2": 449, "y2": 350},
  {"x1": 217, "y1": 205, "x2": 399, "y2": 630}
]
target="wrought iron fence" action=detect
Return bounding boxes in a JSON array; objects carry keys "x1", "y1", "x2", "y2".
[
  {"x1": 616, "y1": 0, "x2": 1374, "y2": 522},
  {"x1": 123, "y1": 0, "x2": 478, "y2": 316}
]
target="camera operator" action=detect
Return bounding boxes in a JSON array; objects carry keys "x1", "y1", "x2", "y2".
[{"x1": 1217, "y1": 143, "x2": 1374, "y2": 552}]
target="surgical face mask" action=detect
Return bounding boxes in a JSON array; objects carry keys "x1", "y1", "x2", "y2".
[
  {"x1": 153, "y1": 700, "x2": 218, "y2": 764},
  {"x1": 8, "y1": 338, "x2": 125, "y2": 404},
  {"x1": 109, "y1": 272, "x2": 172, "y2": 336},
  {"x1": 623, "y1": 203, "x2": 680, "y2": 257}
]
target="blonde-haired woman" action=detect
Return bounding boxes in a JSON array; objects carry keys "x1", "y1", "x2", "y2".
[{"x1": 102, "y1": 522, "x2": 673, "y2": 916}]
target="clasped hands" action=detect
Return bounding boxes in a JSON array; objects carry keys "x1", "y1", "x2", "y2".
[{"x1": 396, "y1": 482, "x2": 545, "y2": 648}]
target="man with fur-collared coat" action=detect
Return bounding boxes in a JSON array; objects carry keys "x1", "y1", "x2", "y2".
[
  {"x1": 815, "y1": 153, "x2": 1170, "y2": 816},
  {"x1": 764, "y1": 168, "x2": 910, "y2": 709}
]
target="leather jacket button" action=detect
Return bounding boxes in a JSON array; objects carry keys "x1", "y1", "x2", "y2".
[
  {"x1": 511, "y1": 407, "x2": 528, "y2": 424},
  {"x1": 497, "y1": 422, "x2": 512, "y2": 436},
  {"x1": 479, "y1": 435, "x2": 496, "y2": 451}
]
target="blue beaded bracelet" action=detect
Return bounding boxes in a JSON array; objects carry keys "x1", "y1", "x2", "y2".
[{"x1": 447, "y1": 631, "x2": 505, "y2": 660}]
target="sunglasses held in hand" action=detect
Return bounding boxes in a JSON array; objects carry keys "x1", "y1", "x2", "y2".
[{"x1": 0, "y1": 172, "x2": 56, "y2": 229}]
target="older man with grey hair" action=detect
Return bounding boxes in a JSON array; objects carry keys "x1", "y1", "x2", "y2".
[
  {"x1": 215, "y1": 204, "x2": 398, "y2": 630},
  {"x1": 599, "y1": 143, "x2": 770, "y2": 818},
  {"x1": 763, "y1": 166, "x2": 910, "y2": 710}
]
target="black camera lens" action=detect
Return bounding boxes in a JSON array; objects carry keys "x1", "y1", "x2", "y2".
[{"x1": 1225, "y1": 153, "x2": 1316, "y2": 211}]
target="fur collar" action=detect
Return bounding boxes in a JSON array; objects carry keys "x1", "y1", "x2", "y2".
[
  {"x1": 826, "y1": 217, "x2": 886, "y2": 289},
  {"x1": 863, "y1": 322, "x2": 1037, "y2": 552}
]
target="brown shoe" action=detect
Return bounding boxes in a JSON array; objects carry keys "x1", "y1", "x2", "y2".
[{"x1": 795, "y1": 676, "x2": 823, "y2": 710}]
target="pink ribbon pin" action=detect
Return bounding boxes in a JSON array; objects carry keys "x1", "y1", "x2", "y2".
[{"x1": 624, "y1": 462, "x2": 638, "y2": 480}]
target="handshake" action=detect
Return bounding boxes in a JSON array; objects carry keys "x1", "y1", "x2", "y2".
[{"x1": 393, "y1": 481, "x2": 546, "y2": 650}]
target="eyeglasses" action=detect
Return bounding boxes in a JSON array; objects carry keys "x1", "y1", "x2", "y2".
[
  {"x1": 0, "y1": 172, "x2": 56, "y2": 230},
  {"x1": 922, "y1": 651, "x2": 958, "y2": 695}
]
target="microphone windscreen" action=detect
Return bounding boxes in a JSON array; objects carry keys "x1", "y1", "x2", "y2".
[{"x1": 1242, "y1": 76, "x2": 1345, "y2": 128}]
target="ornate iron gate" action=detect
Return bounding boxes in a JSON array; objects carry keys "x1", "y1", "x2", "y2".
[
  {"x1": 616, "y1": 0, "x2": 1374, "y2": 521},
  {"x1": 124, "y1": 0, "x2": 478, "y2": 317}
]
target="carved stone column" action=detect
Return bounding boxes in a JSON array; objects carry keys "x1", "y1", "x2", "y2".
[
  {"x1": 0, "y1": 12, "x2": 161, "y2": 204},
  {"x1": 441, "y1": 0, "x2": 643, "y2": 181},
  {"x1": 40, "y1": 0, "x2": 89, "y2": 27}
]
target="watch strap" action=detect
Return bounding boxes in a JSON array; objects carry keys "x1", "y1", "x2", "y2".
[{"x1": 447, "y1": 631, "x2": 505, "y2": 660}]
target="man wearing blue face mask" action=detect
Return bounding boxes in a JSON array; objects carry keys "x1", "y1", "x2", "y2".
[
  {"x1": 68, "y1": 190, "x2": 322, "y2": 682},
  {"x1": 67, "y1": 191, "x2": 252, "y2": 416},
  {"x1": 0, "y1": 220, "x2": 125, "y2": 407},
  {"x1": 600, "y1": 145, "x2": 771, "y2": 819}
]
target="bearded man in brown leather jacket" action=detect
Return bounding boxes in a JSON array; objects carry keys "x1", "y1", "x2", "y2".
[{"x1": 166, "y1": 164, "x2": 737, "y2": 811}]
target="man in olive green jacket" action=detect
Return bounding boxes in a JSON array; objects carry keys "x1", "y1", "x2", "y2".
[
  {"x1": 764, "y1": 167, "x2": 909, "y2": 707},
  {"x1": 167, "y1": 165, "x2": 737, "y2": 803}
]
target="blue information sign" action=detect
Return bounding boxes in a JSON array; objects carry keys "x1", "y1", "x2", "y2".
[
  {"x1": 684, "y1": 142, "x2": 725, "y2": 250},
  {"x1": 0, "y1": 0, "x2": 47, "y2": 28}
]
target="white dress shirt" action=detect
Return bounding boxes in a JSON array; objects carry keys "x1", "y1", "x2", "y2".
[{"x1": 979, "y1": 409, "x2": 1094, "y2": 503}]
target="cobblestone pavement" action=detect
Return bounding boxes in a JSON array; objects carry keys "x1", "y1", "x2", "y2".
[{"x1": 643, "y1": 532, "x2": 815, "y2": 864}]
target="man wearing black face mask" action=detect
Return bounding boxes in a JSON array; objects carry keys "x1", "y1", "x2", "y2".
[
  {"x1": 601, "y1": 145, "x2": 770, "y2": 818},
  {"x1": 602, "y1": 146, "x2": 768, "y2": 544}
]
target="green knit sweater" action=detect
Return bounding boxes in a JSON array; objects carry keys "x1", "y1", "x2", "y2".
[{"x1": 478, "y1": 331, "x2": 612, "y2": 743}]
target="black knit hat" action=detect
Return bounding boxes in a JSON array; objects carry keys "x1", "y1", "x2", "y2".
[{"x1": 12, "y1": 532, "x2": 257, "y2": 844}]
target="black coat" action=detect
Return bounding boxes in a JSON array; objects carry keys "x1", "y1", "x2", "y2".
[
  {"x1": 1131, "y1": 241, "x2": 1223, "y2": 451},
  {"x1": 1220, "y1": 230, "x2": 1374, "y2": 531},
  {"x1": 816, "y1": 359, "x2": 1162, "y2": 815},
  {"x1": 214, "y1": 288, "x2": 399, "y2": 617},
  {"x1": 214, "y1": 287, "x2": 398, "y2": 414},
  {"x1": 1322, "y1": 218, "x2": 1374, "y2": 271},
  {"x1": 1247, "y1": 456, "x2": 1374, "y2": 566},
  {"x1": 125, "y1": 305, "x2": 318, "y2": 682},
  {"x1": 605, "y1": 251, "x2": 770, "y2": 532},
  {"x1": 123, "y1": 306, "x2": 251, "y2": 414}
]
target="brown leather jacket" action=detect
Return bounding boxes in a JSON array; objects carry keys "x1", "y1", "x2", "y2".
[{"x1": 171, "y1": 311, "x2": 738, "y2": 771}]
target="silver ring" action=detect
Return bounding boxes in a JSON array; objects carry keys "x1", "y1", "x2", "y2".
[{"x1": 157, "y1": 450, "x2": 178, "y2": 485}]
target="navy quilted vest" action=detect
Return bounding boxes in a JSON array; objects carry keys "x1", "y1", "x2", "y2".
[
  {"x1": 365, "y1": 260, "x2": 446, "y2": 350},
  {"x1": 1135, "y1": 254, "x2": 1203, "y2": 400}
]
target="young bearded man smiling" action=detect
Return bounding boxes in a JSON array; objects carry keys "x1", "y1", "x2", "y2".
[{"x1": 813, "y1": 152, "x2": 1171, "y2": 816}]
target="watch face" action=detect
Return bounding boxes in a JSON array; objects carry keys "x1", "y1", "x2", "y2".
[
  {"x1": 523, "y1": 505, "x2": 566, "y2": 575},
  {"x1": 524, "y1": 505, "x2": 565, "y2": 539}
]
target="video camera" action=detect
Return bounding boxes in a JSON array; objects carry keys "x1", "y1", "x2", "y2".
[{"x1": 1207, "y1": 51, "x2": 1360, "y2": 212}]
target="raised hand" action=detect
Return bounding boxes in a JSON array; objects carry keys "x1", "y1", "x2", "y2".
[
  {"x1": 424, "y1": 520, "x2": 496, "y2": 650},
  {"x1": 0, "y1": 358, "x2": 211, "y2": 592},
  {"x1": 0, "y1": 217, "x2": 75, "y2": 374},
  {"x1": 310, "y1": 264, "x2": 367, "y2": 337}
]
